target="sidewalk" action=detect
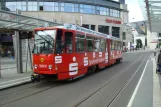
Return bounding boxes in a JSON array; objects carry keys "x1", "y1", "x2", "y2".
[
  {"x1": 0, "y1": 57, "x2": 32, "y2": 90},
  {"x1": 0, "y1": 72, "x2": 32, "y2": 90}
]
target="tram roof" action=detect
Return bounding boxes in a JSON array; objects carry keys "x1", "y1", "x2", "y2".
[
  {"x1": 63, "y1": 24, "x2": 121, "y2": 41},
  {"x1": 35, "y1": 24, "x2": 121, "y2": 41}
]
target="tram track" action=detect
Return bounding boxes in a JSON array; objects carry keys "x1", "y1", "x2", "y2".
[
  {"x1": 0, "y1": 82, "x2": 61, "y2": 106},
  {"x1": 0, "y1": 82, "x2": 48, "y2": 97},
  {"x1": 70, "y1": 55, "x2": 148, "y2": 107},
  {"x1": 107, "y1": 56, "x2": 149, "y2": 107}
]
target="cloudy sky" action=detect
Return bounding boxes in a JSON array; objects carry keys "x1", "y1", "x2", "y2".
[
  {"x1": 114, "y1": 0, "x2": 145, "y2": 22},
  {"x1": 126, "y1": 0, "x2": 144, "y2": 22}
]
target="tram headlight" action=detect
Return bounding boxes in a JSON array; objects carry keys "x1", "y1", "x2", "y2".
[
  {"x1": 34, "y1": 64, "x2": 38, "y2": 69},
  {"x1": 48, "y1": 65, "x2": 52, "y2": 70}
]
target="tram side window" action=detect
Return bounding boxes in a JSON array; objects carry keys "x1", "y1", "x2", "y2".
[
  {"x1": 65, "y1": 32, "x2": 73, "y2": 53},
  {"x1": 100, "y1": 39, "x2": 106, "y2": 51},
  {"x1": 94, "y1": 38, "x2": 101, "y2": 52},
  {"x1": 86, "y1": 36, "x2": 93, "y2": 52},
  {"x1": 55, "y1": 30, "x2": 63, "y2": 54},
  {"x1": 75, "y1": 34, "x2": 85, "y2": 52},
  {"x1": 117, "y1": 43, "x2": 120, "y2": 50},
  {"x1": 118, "y1": 42, "x2": 121, "y2": 50},
  {"x1": 115, "y1": 42, "x2": 117, "y2": 50},
  {"x1": 111, "y1": 41, "x2": 114, "y2": 50}
]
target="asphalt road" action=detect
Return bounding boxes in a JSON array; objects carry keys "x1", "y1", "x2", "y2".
[{"x1": 0, "y1": 52, "x2": 153, "y2": 107}]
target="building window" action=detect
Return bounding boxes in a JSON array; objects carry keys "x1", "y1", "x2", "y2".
[
  {"x1": 110, "y1": 9, "x2": 120, "y2": 17},
  {"x1": 38, "y1": 2, "x2": 58, "y2": 11},
  {"x1": 80, "y1": 4, "x2": 95, "y2": 14},
  {"x1": 43, "y1": 2, "x2": 54, "y2": 11},
  {"x1": 64, "y1": 3, "x2": 74, "y2": 12},
  {"x1": 75, "y1": 33, "x2": 85, "y2": 52},
  {"x1": 122, "y1": 32, "x2": 126, "y2": 40},
  {"x1": 82, "y1": 24, "x2": 95, "y2": 31},
  {"x1": 4, "y1": 1, "x2": 120, "y2": 18},
  {"x1": 96, "y1": 6, "x2": 100, "y2": 14},
  {"x1": 100, "y1": 7, "x2": 106, "y2": 15},
  {"x1": 91, "y1": 25, "x2": 95, "y2": 31},
  {"x1": 28, "y1": 2, "x2": 37, "y2": 11},
  {"x1": 112, "y1": 27, "x2": 120, "y2": 38},
  {"x1": 82, "y1": 24, "x2": 89, "y2": 29},
  {"x1": 106, "y1": 8, "x2": 109, "y2": 16},
  {"x1": 98, "y1": 25, "x2": 109, "y2": 35},
  {"x1": 6, "y1": 2, "x2": 16, "y2": 11}
]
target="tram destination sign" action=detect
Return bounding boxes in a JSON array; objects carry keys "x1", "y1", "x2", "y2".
[
  {"x1": 64, "y1": 24, "x2": 107, "y2": 37},
  {"x1": 64, "y1": 24, "x2": 121, "y2": 41}
]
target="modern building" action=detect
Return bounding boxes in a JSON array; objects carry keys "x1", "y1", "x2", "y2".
[{"x1": 0, "y1": 0, "x2": 132, "y2": 49}]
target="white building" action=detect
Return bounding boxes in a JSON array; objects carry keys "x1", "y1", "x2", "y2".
[{"x1": 130, "y1": 21, "x2": 146, "y2": 48}]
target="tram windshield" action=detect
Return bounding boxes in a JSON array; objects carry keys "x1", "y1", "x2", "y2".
[{"x1": 33, "y1": 30, "x2": 56, "y2": 54}]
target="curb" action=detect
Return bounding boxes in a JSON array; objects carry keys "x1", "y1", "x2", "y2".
[{"x1": 0, "y1": 77, "x2": 31, "y2": 90}]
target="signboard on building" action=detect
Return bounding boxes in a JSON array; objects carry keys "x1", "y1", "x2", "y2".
[{"x1": 105, "y1": 19, "x2": 121, "y2": 24}]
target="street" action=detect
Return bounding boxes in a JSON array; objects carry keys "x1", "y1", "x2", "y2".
[{"x1": 0, "y1": 52, "x2": 154, "y2": 107}]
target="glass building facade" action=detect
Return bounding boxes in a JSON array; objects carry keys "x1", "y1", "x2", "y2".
[{"x1": 1, "y1": 0, "x2": 120, "y2": 18}]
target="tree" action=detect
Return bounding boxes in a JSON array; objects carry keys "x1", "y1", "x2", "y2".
[{"x1": 136, "y1": 39, "x2": 143, "y2": 48}]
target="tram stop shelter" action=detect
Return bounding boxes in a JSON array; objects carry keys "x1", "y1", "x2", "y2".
[
  {"x1": 0, "y1": 10, "x2": 62, "y2": 76},
  {"x1": 145, "y1": 0, "x2": 161, "y2": 33}
]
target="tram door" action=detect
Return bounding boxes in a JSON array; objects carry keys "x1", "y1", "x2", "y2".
[{"x1": 64, "y1": 32, "x2": 73, "y2": 54}]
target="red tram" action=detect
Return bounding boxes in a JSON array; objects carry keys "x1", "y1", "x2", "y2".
[{"x1": 31, "y1": 24, "x2": 122, "y2": 81}]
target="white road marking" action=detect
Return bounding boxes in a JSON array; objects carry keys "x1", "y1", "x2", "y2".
[
  {"x1": 152, "y1": 58, "x2": 161, "y2": 107},
  {"x1": 109, "y1": 56, "x2": 147, "y2": 107},
  {"x1": 127, "y1": 60, "x2": 149, "y2": 107}
]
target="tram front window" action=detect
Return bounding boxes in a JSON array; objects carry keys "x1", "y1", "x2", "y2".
[{"x1": 33, "y1": 30, "x2": 56, "y2": 54}]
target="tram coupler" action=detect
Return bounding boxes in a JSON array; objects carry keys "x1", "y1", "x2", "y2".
[{"x1": 31, "y1": 73, "x2": 41, "y2": 82}]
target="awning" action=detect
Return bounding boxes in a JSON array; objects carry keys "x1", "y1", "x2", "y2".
[
  {"x1": 145, "y1": 0, "x2": 161, "y2": 33},
  {"x1": 0, "y1": 10, "x2": 63, "y2": 31}
]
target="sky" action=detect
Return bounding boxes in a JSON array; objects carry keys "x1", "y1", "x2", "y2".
[
  {"x1": 113, "y1": 0, "x2": 145, "y2": 22},
  {"x1": 126, "y1": 0, "x2": 144, "y2": 22}
]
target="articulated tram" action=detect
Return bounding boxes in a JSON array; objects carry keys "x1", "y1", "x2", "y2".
[{"x1": 31, "y1": 24, "x2": 122, "y2": 81}]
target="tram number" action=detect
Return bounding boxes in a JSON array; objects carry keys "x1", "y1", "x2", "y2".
[
  {"x1": 69, "y1": 63, "x2": 78, "y2": 76},
  {"x1": 39, "y1": 64, "x2": 47, "y2": 68}
]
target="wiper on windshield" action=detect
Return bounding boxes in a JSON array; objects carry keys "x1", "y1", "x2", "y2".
[{"x1": 38, "y1": 35, "x2": 53, "y2": 47}]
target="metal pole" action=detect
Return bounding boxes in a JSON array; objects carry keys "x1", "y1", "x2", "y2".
[
  {"x1": 0, "y1": 55, "x2": 1, "y2": 77},
  {"x1": 15, "y1": 31, "x2": 23, "y2": 73},
  {"x1": 26, "y1": 39, "x2": 28, "y2": 72},
  {"x1": 28, "y1": 38, "x2": 33, "y2": 70}
]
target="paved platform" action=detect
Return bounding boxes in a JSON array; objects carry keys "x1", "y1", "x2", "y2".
[
  {"x1": 0, "y1": 72, "x2": 32, "y2": 90},
  {"x1": 0, "y1": 57, "x2": 32, "y2": 90},
  {"x1": 127, "y1": 55, "x2": 161, "y2": 107}
]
